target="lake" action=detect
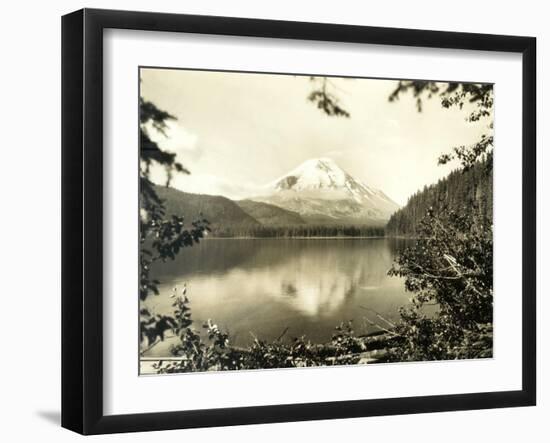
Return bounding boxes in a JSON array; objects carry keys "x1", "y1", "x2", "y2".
[{"x1": 143, "y1": 237, "x2": 412, "y2": 357}]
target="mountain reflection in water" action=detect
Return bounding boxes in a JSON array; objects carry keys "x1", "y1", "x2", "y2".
[{"x1": 144, "y1": 238, "x2": 411, "y2": 356}]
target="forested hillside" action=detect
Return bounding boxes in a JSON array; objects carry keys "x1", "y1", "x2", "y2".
[
  {"x1": 236, "y1": 199, "x2": 306, "y2": 226},
  {"x1": 153, "y1": 185, "x2": 386, "y2": 237},
  {"x1": 153, "y1": 185, "x2": 261, "y2": 232},
  {"x1": 386, "y1": 156, "x2": 492, "y2": 236}
]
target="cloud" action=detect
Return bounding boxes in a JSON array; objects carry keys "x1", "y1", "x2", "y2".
[{"x1": 144, "y1": 120, "x2": 202, "y2": 162}]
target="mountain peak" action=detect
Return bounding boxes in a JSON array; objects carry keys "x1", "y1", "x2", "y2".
[
  {"x1": 255, "y1": 157, "x2": 400, "y2": 223},
  {"x1": 271, "y1": 157, "x2": 353, "y2": 192},
  {"x1": 297, "y1": 157, "x2": 342, "y2": 171},
  {"x1": 303, "y1": 157, "x2": 339, "y2": 167}
]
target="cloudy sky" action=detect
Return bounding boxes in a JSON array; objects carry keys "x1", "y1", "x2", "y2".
[{"x1": 140, "y1": 68, "x2": 491, "y2": 205}]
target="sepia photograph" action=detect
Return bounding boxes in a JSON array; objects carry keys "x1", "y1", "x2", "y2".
[{"x1": 138, "y1": 68, "x2": 494, "y2": 374}]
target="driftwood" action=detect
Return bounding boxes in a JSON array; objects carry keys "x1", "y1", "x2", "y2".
[{"x1": 140, "y1": 331, "x2": 398, "y2": 373}]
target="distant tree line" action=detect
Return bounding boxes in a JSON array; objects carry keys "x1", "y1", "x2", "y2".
[
  {"x1": 386, "y1": 155, "x2": 492, "y2": 236},
  {"x1": 209, "y1": 224, "x2": 385, "y2": 238}
]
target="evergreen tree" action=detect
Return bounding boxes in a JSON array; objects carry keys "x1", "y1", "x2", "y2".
[
  {"x1": 386, "y1": 155, "x2": 492, "y2": 236},
  {"x1": 139, "y1": 98, "x2": 209, "y2": 348}
]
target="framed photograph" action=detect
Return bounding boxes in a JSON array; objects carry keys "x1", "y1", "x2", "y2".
[{"x1": 62, "y1": 8, "x2": 536, "y2": 435}]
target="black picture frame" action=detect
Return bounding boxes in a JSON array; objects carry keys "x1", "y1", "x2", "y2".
[{"x1": 61, "y1": 8, "x2": 537, "y2": 435}]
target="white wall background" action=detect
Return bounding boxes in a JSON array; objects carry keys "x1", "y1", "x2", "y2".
[{"x1": 0, "y1": 0, "x2": 546, "y2": 441}]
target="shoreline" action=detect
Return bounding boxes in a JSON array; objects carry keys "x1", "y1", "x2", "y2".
[{"x1": 139, "y1": 330, "x2": 397, "y2": 375}]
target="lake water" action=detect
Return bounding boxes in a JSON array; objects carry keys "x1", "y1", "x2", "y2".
[{"x1": 143, "y1": 237, "x2": 412, "y2": 357}]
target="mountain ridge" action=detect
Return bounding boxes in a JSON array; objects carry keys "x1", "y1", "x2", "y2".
[
  {"x1": 153, "y1": 158, "x2": 400, "y2": 234},
  {"x1": 153, "y1": 185, "x2": 261, "y2": 232}
]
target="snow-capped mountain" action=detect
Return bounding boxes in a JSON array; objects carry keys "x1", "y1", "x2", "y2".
[{"x1": 251, "y1": 158, "x2": 399, "y2": 224}]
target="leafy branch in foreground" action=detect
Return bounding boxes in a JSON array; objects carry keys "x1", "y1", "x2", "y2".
[
  {"x1": 307, "y1": 78, "x2": 493, "y2": 169},
  {"x1": 386, "y1": 79, "x2": 494, "y2": 361},
  {"x1": 389, "y1": 81, "x2": 494, "y2": 169},
  {"x1": 307, "y1": 77, "x2": 350, "y2": 118},
  {"x1": 387, "y1": 209, "x2": 493, "y2": 361},
  {"x1": 139, "y1": 97, "x2": 209, "y2": 352}
]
